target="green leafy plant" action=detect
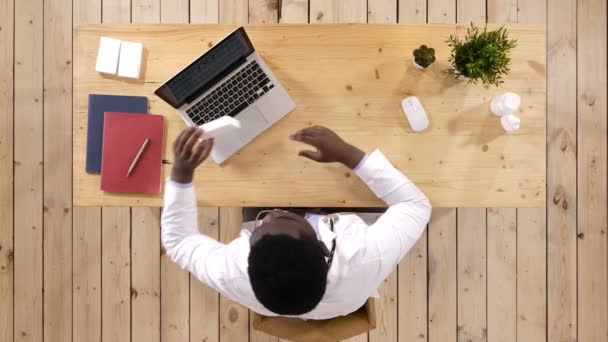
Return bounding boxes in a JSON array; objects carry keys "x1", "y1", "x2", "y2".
[
  {"x1": 413, "y1": 45, "x2": 436, "y2": 68},
  {"x1": 445, "y1": 23, "x2": 518, "y2": 86}
]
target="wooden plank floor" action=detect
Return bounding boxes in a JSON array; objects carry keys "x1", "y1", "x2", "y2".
[{"x1": 1, "y1": 0, "x2": 606, "y2": 341}]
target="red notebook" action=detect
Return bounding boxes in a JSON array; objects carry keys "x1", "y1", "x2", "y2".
[{"x1": 100, "y1": 112, "x2": 164, "y2": 194}]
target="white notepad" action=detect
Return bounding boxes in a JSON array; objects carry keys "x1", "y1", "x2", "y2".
[
  {"x1": 95, "y1": 37, "x2": 121, "y2": 75},
  {"x1": 117, "y1": 41, "x2": 143, "y2": 79}
]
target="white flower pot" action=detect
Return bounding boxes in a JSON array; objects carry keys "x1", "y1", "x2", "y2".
[
  {"x1": 451, "y1": 65, "x2": 470, "y2": 80},
  {"x1": 412, "y1": 59, "x2": 426, "y2": 70}
]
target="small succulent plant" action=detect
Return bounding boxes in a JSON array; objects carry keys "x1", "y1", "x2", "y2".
[{"x1": 413, "y1": 45, "x2": 436, "y2": 68}]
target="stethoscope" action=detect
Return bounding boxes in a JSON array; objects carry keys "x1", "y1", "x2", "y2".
[{"x1": 255, "y1": 210, "x2": 337, "y2": 269}]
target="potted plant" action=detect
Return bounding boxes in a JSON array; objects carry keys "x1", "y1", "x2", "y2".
[
  {"x1": 412, "y1": 45, "x2": 436, "y2": 69},
  {"x1": 445, "y1": 23, "x2": 517, "y2": 86}
]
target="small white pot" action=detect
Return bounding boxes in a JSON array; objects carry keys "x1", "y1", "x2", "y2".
[
  {"x1": 412, "y1": 59, "x2": 426, "y2": 70},
  {"x1": 451, "y1": 65, "x2": 470, "y2": 80}
]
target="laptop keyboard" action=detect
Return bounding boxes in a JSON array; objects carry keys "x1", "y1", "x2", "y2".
[{"x1": 186, "y1": 61, "x2": 275, "y2": 125}]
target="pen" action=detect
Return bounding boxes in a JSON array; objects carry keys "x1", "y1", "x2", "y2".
[{"x1": 127, "y1": 138, "x2": 150, "y2": 177}]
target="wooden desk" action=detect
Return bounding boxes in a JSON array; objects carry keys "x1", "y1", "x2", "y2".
[{"x1": 74, "y1": 24, "x2": 546, "y2": 207}]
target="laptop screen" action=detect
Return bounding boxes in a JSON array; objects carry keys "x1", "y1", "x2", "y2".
[{"x1": 155, "y1": 27, "x2": 255, "y2": 109}]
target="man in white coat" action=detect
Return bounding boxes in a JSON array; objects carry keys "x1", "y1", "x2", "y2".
[{"x1": 162, "y1": 125, "x2": 431, "y2": 319}]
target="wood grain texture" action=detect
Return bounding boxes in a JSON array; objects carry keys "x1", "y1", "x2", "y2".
[
  {"x1": 161, "y1": 0, "x2": 189, "y2": 23},
  {"x1": 516, "y1": 2, "x2": 547, "y2": 342},
  {"x1": 368, "y1": 0, "x2": 396, "y2": 23},
  {"x1": 518, "y1": 0, "x2": 546, "y2": 24},
  {"x1": 428, "y1": 208, "x2": 457, "y2": 342},
  {"x1": 0, "y1": 0, "x2": 14, "y2": 341},
  {"x1": 102, "y1": 0, "x2": 130, "y2": 23},
  {"x1": 191, "y1": 208, "x2": 220, "y2": 342},
  {"x1": 577, "y1": 0, "x2": 608, "y2": 341},
  {"x1": 516, "y1": 208, "x2": 546, "y2": 341},
  {"x1": 310, "y1": 0, "x2": 367, "y2": 23},
  {"x1": 486, "y1": 208, "x2": 516, "y2": 342},
  {"x1": 219, "y1": 208, "x2": 249, "y2": 342},
  {"x1": 14, "y1": 0, "x2": 44, "y2": 341},
  {"x1": 398, "y1": 0, "x2": 426, "y2": 23},
  {"x1": 398, "y1": 235, "x2": 427, "y2": 342},
  {"x1": 428, "y1": 0, "x2": 455, "y2": 23},
  {"x1": 73, "y1": 207, "x2": 102, "y2": 342},
  {"x1": 546, "y1": 0, "x2": 577, "y2": 340},
  {"x1": 369, "y1": 273, "x2": 397, "y2": 342},
  {"x1": 131, "y1": 208, "x2": 161, "y2": 342},
  {"x1": 43, "y1": 0, "x2": 73, "y2": 340},
  {"x1": 488, "y1": 0, "x2": 518, "y2": 23},
  {"x1": 72, "y1": 3, "x2": 101, "y2": 342},
  {"x1": 457, "y1": 0, "x2": 486, "y2": 24},
  {"x1": 161, "y1": 249, "x2": 190, "y2": 342},
  {"x1": 191, "y1": 0, "x2": 220, "y2": 23},
  {"x1": 132, "y1": 0, "x2": 161, "y2": 23},
  {"x1": 101, "y1": 207, "x2": 131, "y2": 342},
  {"x1": 249, "y1": 0, "x2": 279, "y2": 23},
  {"x1": 457, "y1": 208, "x2": 487, "y2": 342},
  {"x1": 220, "y1": 0, "x2": 248, "y2": 24},
  {"x1": 73, "y1": 24, "x2": 547, "y2": 208},
  {"x1": 279, "y1": 0, "x2": 308, "y2": 23},
  {"x1": 43, "y1": 208, "x2": 73, "y2": 342},
  {"x1": 74, "y1": 0, "x2": 101, "y2": 23}
]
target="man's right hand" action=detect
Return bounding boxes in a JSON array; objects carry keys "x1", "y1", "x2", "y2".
[
  {"x1": 171, "y1": 126, "x2": 214, "y2": 184},
  {"x1": 290, "y1": 126, "x2": 365, "y2": 169}
]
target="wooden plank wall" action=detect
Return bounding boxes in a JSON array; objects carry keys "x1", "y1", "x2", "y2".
[
  {"x1": 1, "y1": 1, "x2": 607, "y2": 342},
  {"x1": 0, "y1": 0, "x2": 14, "y2": 342}
]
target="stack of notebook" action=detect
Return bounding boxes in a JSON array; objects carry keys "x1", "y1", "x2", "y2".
[{"x1": 86, "y1": 94, "x2": 164, "y2": 194}]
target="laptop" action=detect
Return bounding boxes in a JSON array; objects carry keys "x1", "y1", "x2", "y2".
[{"x1": 154, "y1": 27, "x2": 296, "y2": 164}]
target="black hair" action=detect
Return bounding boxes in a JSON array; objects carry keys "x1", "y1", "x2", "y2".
[{"x1": 248, "y1": 234, "x2": 328, "y2": 315}]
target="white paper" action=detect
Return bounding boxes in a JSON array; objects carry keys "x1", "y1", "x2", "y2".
[
  {"x1": 95, "y1": 37, "x2": 121, "y2": 75},
  {"x1": 199, "y1": 116, "x2": 241, "y2": 141},
  {"x1": 117, "y1": 41, "x2": 143, "y2": 79}
]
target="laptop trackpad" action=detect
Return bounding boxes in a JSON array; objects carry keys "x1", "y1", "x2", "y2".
[{"x1": 237, "y1": 106, "x2": 270, "y2": 143}]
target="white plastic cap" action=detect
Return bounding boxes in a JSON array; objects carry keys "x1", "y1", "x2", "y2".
[
  {"x1": 501, "y1": 114, "x2": 521, "y2": 132},
  {"x1": 502, "y1": 92, "x2": 521, "y2": 113}
]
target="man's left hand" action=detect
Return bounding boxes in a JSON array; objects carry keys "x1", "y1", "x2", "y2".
[{"x1": 171, "y1": 126, "x2": 214, "y2": 184}]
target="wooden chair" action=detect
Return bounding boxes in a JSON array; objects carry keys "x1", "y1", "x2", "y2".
[{"x1": 252, "y1": 298, "x2": 376, "y2": 342}]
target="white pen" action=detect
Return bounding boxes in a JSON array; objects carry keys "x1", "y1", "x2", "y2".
[{"x1": 127, "y1": 138, "x2": 150, "y2": 177}]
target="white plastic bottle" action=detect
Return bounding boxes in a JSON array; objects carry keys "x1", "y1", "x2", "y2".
[
  {"x1": 491, "y1": 92, "x2": 521, "y2": 116},
  {"x1": 501, "y1": 114, "x2": 521, "y2": 132}
]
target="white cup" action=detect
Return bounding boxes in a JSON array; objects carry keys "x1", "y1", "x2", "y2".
[{"x1": 491, "y1": 92, "x2": 521, "y2": 116}]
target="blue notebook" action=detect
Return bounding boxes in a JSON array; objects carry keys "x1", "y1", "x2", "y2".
[{"x1": 86, "y1": 94, "x2": 148, "y2": 173}]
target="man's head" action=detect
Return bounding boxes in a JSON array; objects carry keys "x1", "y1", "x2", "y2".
[{"x1": 248, "y1": 210, "x2": 329, "y2": 315}]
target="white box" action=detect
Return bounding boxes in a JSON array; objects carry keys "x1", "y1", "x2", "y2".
[
  {"x1": 199, "y1": 116, "x2": 241, "y2": 141},
  {"x1": 117, "y1": 41, "x2": 144, "y2": 79},
  {"x1": 95, "y1": 37, "x2": 121, "y2": 75}
]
